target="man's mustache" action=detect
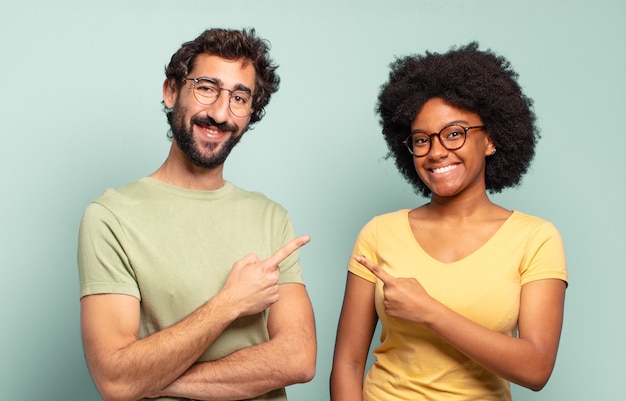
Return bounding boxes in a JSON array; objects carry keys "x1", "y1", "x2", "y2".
[{"x1": 191, "y1": 115, "x2": 238, "y2": 134}]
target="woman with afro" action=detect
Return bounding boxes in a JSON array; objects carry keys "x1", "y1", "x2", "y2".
[{"x1": 331, "y1": 43, "x2": 568, "y2": 401}]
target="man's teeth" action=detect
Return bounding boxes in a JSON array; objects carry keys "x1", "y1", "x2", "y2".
[
  {"x1": 432, "y1": 164, "x2": 457, "y2": 174},
  {"x1": 203, "y1": 126, "x2": 220, "y2": 135}
]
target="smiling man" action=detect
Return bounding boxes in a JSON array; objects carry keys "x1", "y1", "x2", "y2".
[{"x1": 78, "y1": 28, "x2": 316, "y2": 401}]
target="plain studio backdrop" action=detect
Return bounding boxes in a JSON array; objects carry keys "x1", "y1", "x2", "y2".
[{"x1": 1, "y1": 1, "x2": 623, "y2": 400}]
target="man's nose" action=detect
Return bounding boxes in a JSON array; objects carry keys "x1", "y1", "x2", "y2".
[{"x1": 209, "y1": 90, "x2": 232, "y2": 122}]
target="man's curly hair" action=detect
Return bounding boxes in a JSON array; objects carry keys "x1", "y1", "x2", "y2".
[
  {"x1": 164, "y1": 28, "x2": 280, "y2": 127},
  {"x1": 376, "y1": 42, "x2": 538, "y2": 197}
]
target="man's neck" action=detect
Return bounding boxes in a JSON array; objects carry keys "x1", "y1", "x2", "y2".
[{"x1": 150, "y1": 146, "x2": 226, "y2": 191}]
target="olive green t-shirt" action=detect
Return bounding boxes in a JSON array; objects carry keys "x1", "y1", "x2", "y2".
[{"x1": 78, "y1": 178, "x2": 304, "y2": 401}]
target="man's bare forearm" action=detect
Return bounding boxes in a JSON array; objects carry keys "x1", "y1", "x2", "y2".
[
  {"x1": 154, "y1": 284, "x2": 317, "y2": 400},
  {"x1": 82, "y1": 292, "x2": 238, "y2": 401},
  {"x1": 157, "y1": 341, "x2": 313, "y2": 400}
]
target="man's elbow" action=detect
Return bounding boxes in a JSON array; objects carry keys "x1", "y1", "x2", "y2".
[
  {"x1": 93, "y1": 376, "x2": 143, "y2": 401},
  {"x1": 288, "y1": 348, "x2": 316, "y2": 383},
  {"x1": 292, "y1": 361, "x2": 316, "y2": 384},
  {"x1": 96, "y1": 385, "x2": 128, "y2": 401},
  {"x1": 298, "y1": 355, "x2": 317, "y2": 383}
]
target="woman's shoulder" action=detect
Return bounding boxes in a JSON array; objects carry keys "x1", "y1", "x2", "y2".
[
  {"x1": 506, "y1": 210, "x2": 561, "y2": 238},
  {"x1": 367, "y1": 208, "x2": 411, "y2": 224},
  {"x1": 510, "y1": 210, "x2": 555, "y2": 226}
]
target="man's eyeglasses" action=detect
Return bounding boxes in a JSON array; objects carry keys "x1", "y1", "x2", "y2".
[
  {"x1": 185, "y1": 77, "x2": 253, "y2": 118},
  {"x1": 404, "y1": 125, "x2": 484, "y2": 157}
]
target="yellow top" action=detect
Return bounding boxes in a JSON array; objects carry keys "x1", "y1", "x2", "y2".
[{"x1": 348, "y1": 210, "x2": 567, "y2": 401}]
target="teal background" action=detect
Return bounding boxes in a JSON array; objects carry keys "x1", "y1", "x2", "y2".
[{"x1": 1, "y1": 0, "x2": 624, "y2": 399}]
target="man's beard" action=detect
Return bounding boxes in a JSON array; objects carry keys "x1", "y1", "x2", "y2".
[{"x1": 170, "y1": 105, "x2": 243, "y2": 169}]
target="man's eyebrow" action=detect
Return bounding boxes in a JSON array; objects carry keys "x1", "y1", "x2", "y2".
[
  {"x1": 233, "y1": 83, "x2": 252, "y2": 94},
  {"x1": 196, "y1": 76, "x2": 252, "y2": 94},
  {"x1": 196, "y1": 76, "x2": 220, "y2": 84}
]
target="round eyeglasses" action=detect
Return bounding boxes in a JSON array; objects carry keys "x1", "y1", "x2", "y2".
[
  {"x1": 404, "y1": 125, "x2": 484, "y2": 157},
  {"x1": 185, "y1": 77, "x2": 253, "y2": 118}
]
